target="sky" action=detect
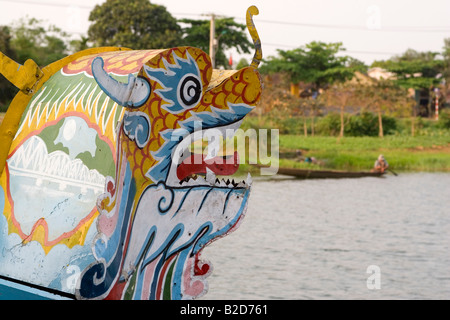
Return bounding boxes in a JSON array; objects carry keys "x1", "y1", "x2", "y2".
[{"x1": 1, "y1": 0, "x2": 450, "y2": 66}]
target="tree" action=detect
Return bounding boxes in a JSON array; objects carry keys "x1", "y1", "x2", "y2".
[
  {"x1": 0, "y1": 26, "x2": 18, "y2": 110},
  {"x1": 1, "y1": 18, "x2": 71, "y2": 110},
  {"x1": 236, "y1": 58, "x2": 249, "y2": 70},
  {"x1": 322, "y1": 82, "x2": 357, "y2": 138},
  {"x1": 444, "y1": 38, "x2": 450, "y2": 82},
  {"x1": 69, "y1": 36, "x2": 90, "y2": 53},
  {"x1": 300, "y1": 95, "x2": 321, "y2": 136},
  {"x1": 258, "y1": 73, "x2": 297, "y2": 116},
  {"x1": 88, "y1": 0, "x2": 182, "y2": 50},
  {"x1": 356, "y1": 79, "x2": 409, "y2": 137},
  {"x1": 261, "y1": 41, "x2": 361, "y2": 95},
  {"x1": 10, "y1": 17, "x2": 70, "y2": 66},
  {"x1": 372, "y1": 49, "x2": 443, "y2": 89},
  {"x1": 0, "y1": 26, "x2": 16, "y2": 61},
  {"x1": 179, "y1": 17, "x2": 252, "y2": 69},
  {"x1": 443, "y1": 38, "x2": 450, "y2": 108},
  {"x1": 261, "y1": 42, "x2": 362, "y2": 136},
  {"x1": 371, "y1": 49, "x2": 444, "y2": 117}
]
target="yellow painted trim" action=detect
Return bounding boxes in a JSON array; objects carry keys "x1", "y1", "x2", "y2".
[
  {"x1": 0, "y1": 53, "x2": 43, "y2": 94},
  {"x1": 0, "y1": 47, "x2": 131, "y2": 176}
]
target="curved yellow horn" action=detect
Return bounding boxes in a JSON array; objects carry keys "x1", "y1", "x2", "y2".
[{"x1": 246, "y1": 6, "x2": 262, "y2": 68}]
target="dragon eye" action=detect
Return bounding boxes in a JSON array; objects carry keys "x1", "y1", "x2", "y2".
[{"x1": 178, "y1": 74, "x2": 202, "y2": 109}]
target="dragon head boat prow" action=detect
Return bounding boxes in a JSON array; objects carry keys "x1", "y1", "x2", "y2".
[{"x1": 0, "y1": 6, "x2": 262, "y2": 300}]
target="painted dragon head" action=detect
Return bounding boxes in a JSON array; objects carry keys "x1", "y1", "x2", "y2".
[{"x1": 76, "y1": 7, "x2": 262, "y2": 300}]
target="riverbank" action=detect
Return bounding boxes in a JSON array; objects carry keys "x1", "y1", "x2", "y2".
[
  {"x1": 237, "y1": 112, "x2": 450, "y2": 176},
  {"x1": 241, "y1": 134, "x2": 450, "y2": 177},
  {"x1": 3, "y1": 111, "x2": 450, "y2": 174}
]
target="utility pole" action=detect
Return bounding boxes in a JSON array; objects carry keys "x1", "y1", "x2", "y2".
[
  {"x1": 434, "y1": 87, "x2": 440, "y2": 121},
  {"x1": 209, "y1": 14, "x2": 216, "y2": 68}
]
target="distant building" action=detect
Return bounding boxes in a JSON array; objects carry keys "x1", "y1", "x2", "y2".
[
  {"x1": 367, "y1": 67, "x2": 396, "y2": 80},
  {"x1": 367, "y1": 67, "x2": 439, "y2": 117}
]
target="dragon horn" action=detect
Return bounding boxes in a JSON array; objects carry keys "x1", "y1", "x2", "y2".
[
  {"x1": 246, "y1": 6, "x2": 262, "y2": 68},
  {"x1": 91, "y1": 57, "x2": 151, "y2": 108}
]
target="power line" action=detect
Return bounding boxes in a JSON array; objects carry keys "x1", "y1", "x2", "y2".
[
  {"x1": 0, "y1": 0, "x2": 445, "y2": 58},
  {"x1": 172, "y1": 12, "x2": 450, "y2": 33},
  {"x1": 241, "y1": 18, "x2": 450, "y2": 33},
  {"x1": 263, "y1": 42, "x2": 397, "y2": 56},
  {"x1": 0, "y1": 0, "x2": 93, "y2": 9},
  {"x1": 2, "y1": 0, "x2": 450, "y2": 33}
]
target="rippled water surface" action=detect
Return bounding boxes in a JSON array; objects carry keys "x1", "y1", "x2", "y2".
[{"x1": 203, "y1": 173, "x2": 450, "y2": 300}]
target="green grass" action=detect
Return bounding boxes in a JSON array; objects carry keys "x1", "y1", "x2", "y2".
[
  {"x1": 277, "y1": 135, "x2": 450, "y2": 172},
  {"x1": 239, "y1": 113, "x2": 450, "y2": 173},
  {"x1": 280, "y1": 134, "x2": 450, "y2": 151}
]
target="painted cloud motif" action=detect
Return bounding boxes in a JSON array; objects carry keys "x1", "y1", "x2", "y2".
[{"x1": 53, "y1": 117, "x2": 98, "y2": 159}]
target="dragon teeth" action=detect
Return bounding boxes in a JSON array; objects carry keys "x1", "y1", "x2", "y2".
[
  {"x1": 218, "y1": 179, "x2": 228, "y2": 187},
  {"x1": 196, "y1": 175, "x2": 207, "y2": 185},
  {"x1": 236, "y1": 181, "x2": 246, "y2": 188},
  {"x1": 206, "y1": 168, "x2": 216, "y2": 185},
  {"x1": 246, "y1": 172, "x2": 253, "y2": 186},
  {"x1": 178, "y1": 172, "x2": 252, "y2": 189},
  {"x1": 212, "y1": 174, "x2": 252, "y2": 188}
]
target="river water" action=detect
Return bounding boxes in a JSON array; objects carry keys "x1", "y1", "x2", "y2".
[{"x1": 202, "y1": 173, "x2": 450, "y2": 300}]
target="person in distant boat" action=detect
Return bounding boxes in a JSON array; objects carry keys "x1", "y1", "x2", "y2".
[
  {"x1": 304, "y1": 156, "x2": 318, "y2": 164},
  {"x1": 373, "y1": 154, "x2": 389, "y2": 173}
]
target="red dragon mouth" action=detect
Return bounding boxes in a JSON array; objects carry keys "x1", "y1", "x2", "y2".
[{"x1": 176, "y1": 151, "x2": 239, "y2": 182}]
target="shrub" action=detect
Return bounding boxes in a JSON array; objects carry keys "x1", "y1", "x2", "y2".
[
  {"x1": 347, "y1": 112, "x2": 378, "y2": 136},
  {"x1": 380, "y1": 114, "x2": 397, "y2": 135},
  {"x1": 438, "y1": 108, "x2": 450, "y2": 129},
  {"x1": 316, "y1": 112, "x2": 344, "y2": 136},
  {"x1": 316, "y1": 112, "x2": 397, "y2": 136}
]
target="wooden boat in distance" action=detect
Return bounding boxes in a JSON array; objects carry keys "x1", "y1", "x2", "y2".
[{"x1": 255, "y1": 165, "x2": 386, "y2": 179}]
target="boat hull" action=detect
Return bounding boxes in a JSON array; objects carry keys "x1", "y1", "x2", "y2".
[{"x1": 275, "y1": 167, "x2": 386, "y2": 179}]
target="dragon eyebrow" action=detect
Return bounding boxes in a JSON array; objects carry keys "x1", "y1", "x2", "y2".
[{"x1": 143, "y1": 51, "x2": 201, "y2": 114}]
